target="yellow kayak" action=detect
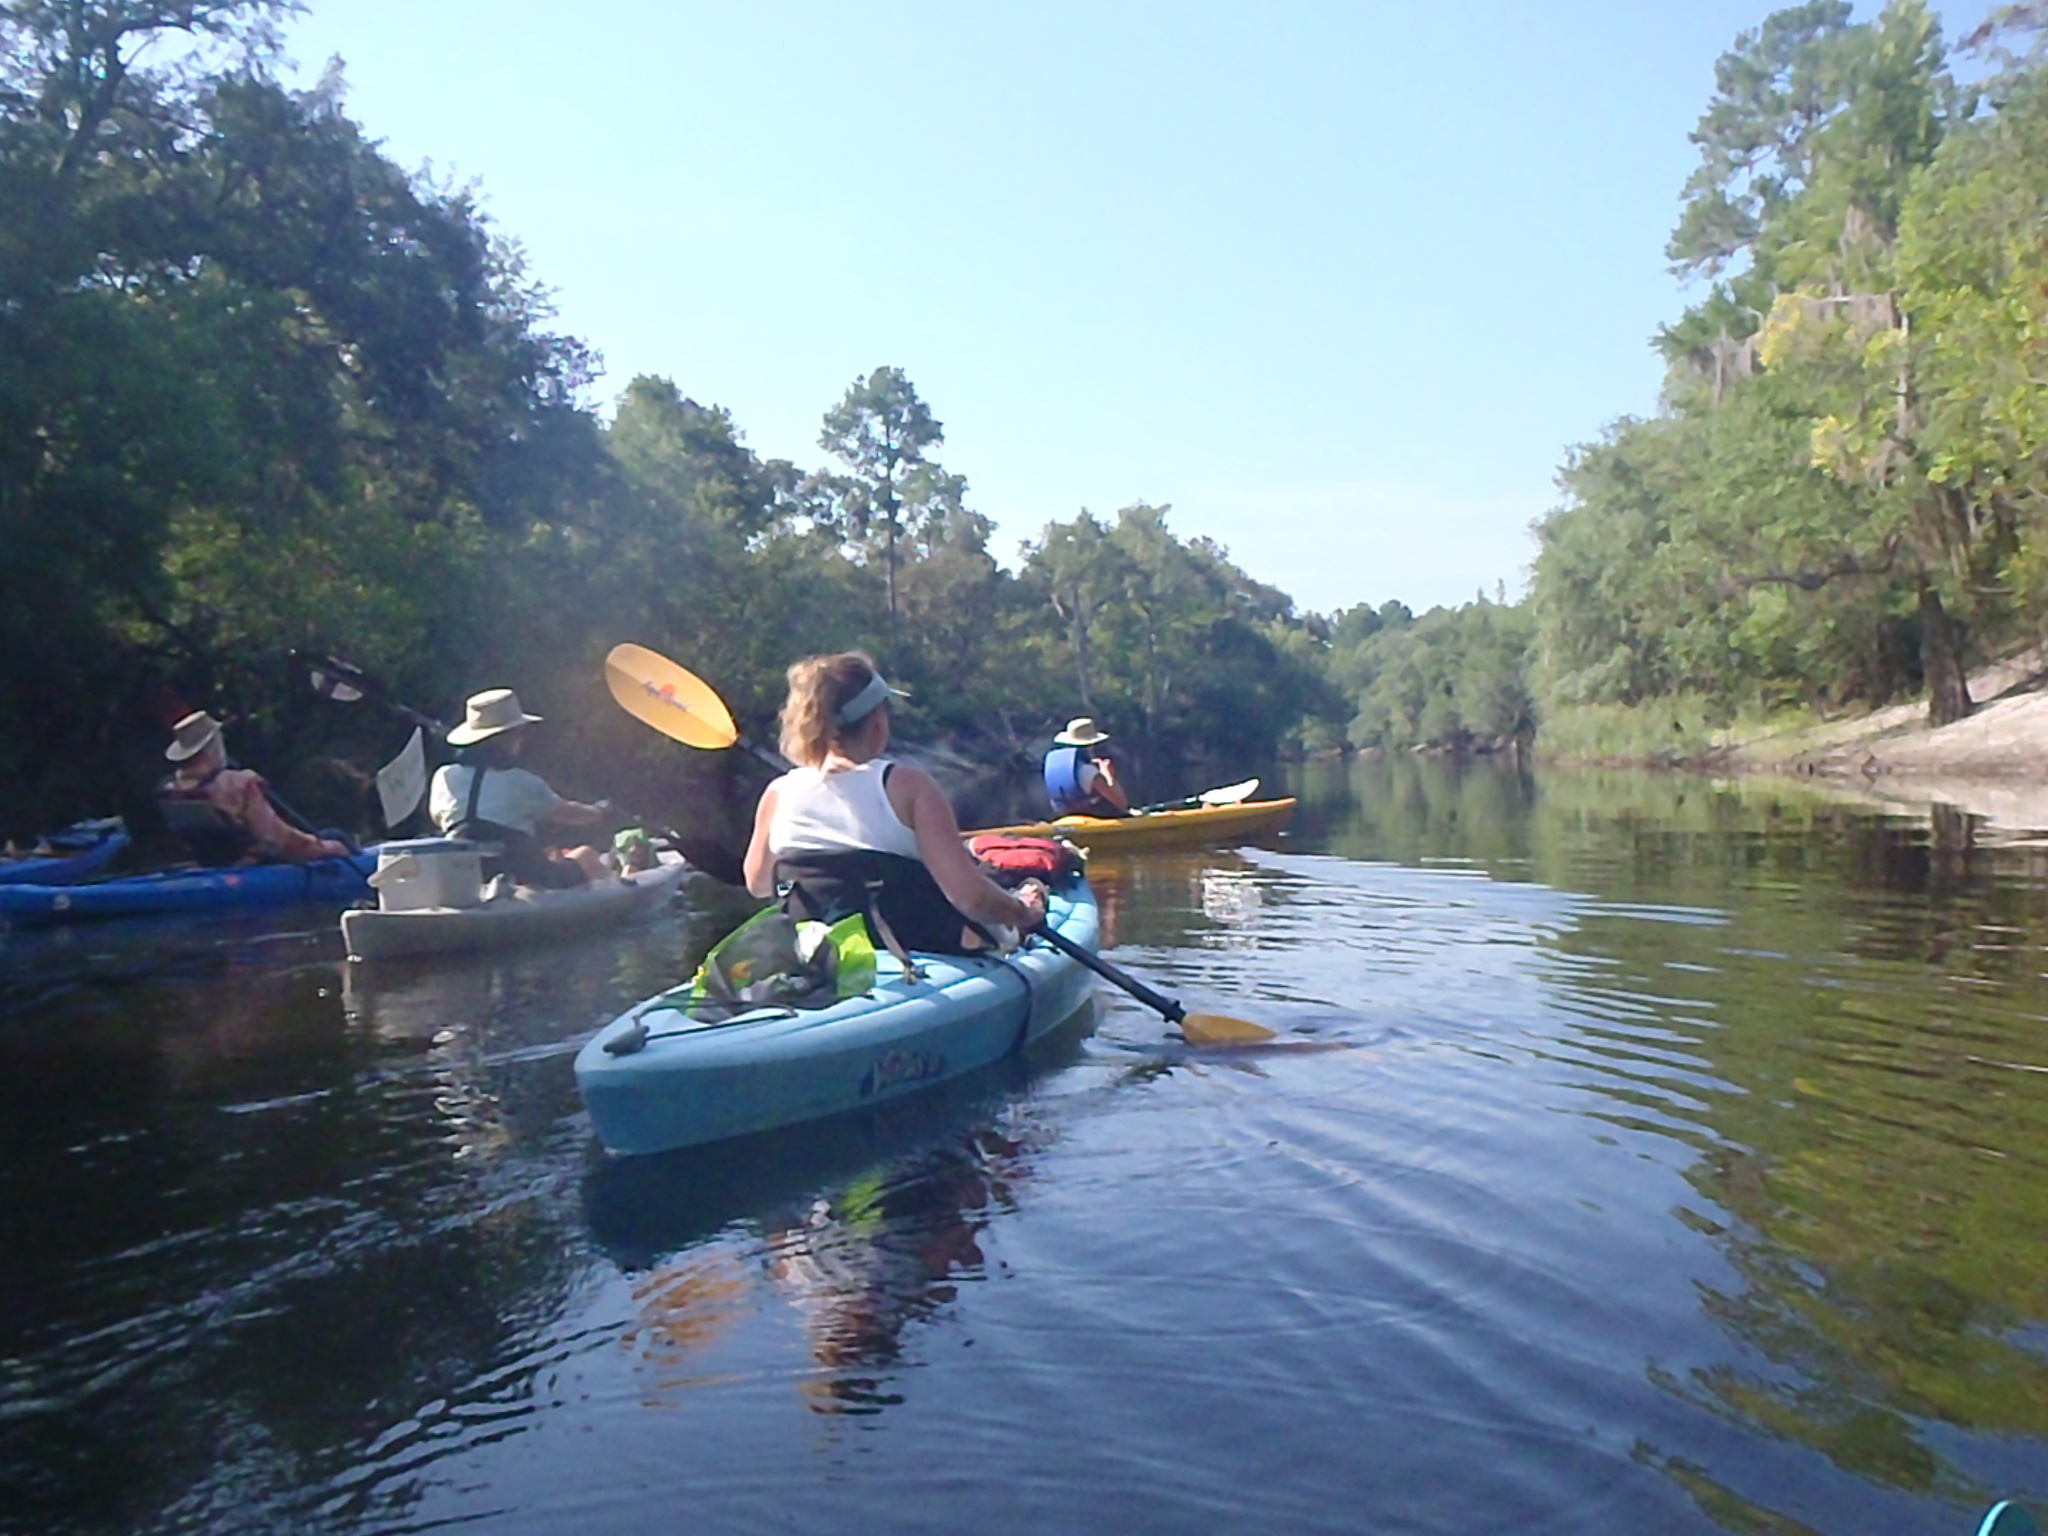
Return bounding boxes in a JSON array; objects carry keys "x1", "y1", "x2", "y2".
[{"x1": 972, "y1": 797, "x2": 1296, "y2": 852}]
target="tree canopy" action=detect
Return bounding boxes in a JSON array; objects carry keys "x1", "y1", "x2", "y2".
[
  {"x1": 0, "y1": 0, "x2": 1358, "y2": 839},
  {"x1": 1534, "y1": 0, "x2": 2048, "y2": 736}
]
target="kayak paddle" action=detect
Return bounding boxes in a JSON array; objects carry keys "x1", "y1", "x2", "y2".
[
  {"x1": 1133, "y1": 777, "x2": 1261, "y2": 814},
  {"x1": 1029, "y1": 921, "x2": 1276, "y2": 1045},
  {"x1": 604, "y1": 644, "x2": 793, "y2": 772},
  {"x1": 604, "y1": 644, "x2": 1276, "y2": 1044},
  {"x1": 295, "y1": 650, "x2": 449, "y2": 827},
  {"x1": 295, "y1": 650, "x2": 446, "y2": 736}
]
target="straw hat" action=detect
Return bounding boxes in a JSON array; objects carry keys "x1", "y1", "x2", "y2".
[
  {"x1": 165, "y1": 710, "x2": 224, "y2": 762},
  {"x1": 447, "y1": 688, "x2": 543, "y2": 746},
  {"x1": 1054, "y1": 717, "x2": 1111, "y2": 747}
]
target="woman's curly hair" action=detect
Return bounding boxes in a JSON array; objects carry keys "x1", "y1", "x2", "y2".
[{"x1": 779, "y1": 651, "x2": 884, "y2": 768}]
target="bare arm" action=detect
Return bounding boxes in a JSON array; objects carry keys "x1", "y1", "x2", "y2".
[
  {"x1": 892, "y1": 766, "x2": 1047, "y2": 930},
  {"x1": 1091, "y1": 755, "x2": 1131, "y2": 812},
  {"x1": 743, "y1": 779, "x2": 782, "y2": 899},
  {"x1": 217, "y1": 771, "x2": 349, "y2": 862},
  {"x1": 540, "y1": 799, "x2": 604, "y2": 827}
]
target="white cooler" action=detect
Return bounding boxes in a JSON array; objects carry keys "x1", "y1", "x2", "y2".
[{"x1": 367, "y1": 837, "x2": 484, "y2": 911}]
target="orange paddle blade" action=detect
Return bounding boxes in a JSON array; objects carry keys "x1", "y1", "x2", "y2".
[
  {"x1": 605, "y1": 644, "x2": 740, "y2": 750},
  {"x1": 1179, "y1": 1011, "x2": 1278, "y2": 1046}
]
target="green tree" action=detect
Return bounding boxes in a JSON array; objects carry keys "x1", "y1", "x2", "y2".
[
  {"x1": 1539, "y1": 1, "x2": 2001, "y2": 733},
  {"x1": 0, "y1": 0, "x2": 609, "y2": 827},
  {"x1": 1892, "y1": 63, "x2": 2048, "y2": 627},
  {"x1": 1022, "y1": 504, "x2": 1336, "y2": 764},
  {"x1": 810, "y1": 366, "x2": 969, "y2": 643}
]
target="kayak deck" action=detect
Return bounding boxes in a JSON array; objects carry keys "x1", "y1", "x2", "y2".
[
  {"x1": 576, "y1": 880, "x2": 1100, "y2": 1156},
  {"x1": 0, "y1": 830, "x2": 130, "y2": 886},
  {"x1": 974, "y1": 797, "x2": 1296, "y2": 851},
  {"x1": 341, "y1": 852, "x2": 692, "y2": 960},
  {"x1": 0, "y1": 851, "x2": 375, "y2": 925}
]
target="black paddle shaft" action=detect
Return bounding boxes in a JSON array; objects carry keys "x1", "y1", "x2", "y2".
[{"x1": 1031, "y1": 922, "x2": 1186, "y2": 1025}]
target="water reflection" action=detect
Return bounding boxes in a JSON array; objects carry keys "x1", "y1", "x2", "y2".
[
  {"x1": 593, "y1": 1013, "x2": 1090, "y2": 1419},
  {"x1": 1277, "y1": 755, "x2": 2048, "y2": 1514},
  {"x1": 0, "y1": 912, "x2": 707, "y2": 1535},
  {"x1": 1085, "y1": 849, "x2": 1283, "y2": 948},
  {"x1": 769, "y1": 1125, "x2": 1027, "y2": 1414},
  {"x1": 7, "y1": 757, "x2": 2048, "y2": 1532}
]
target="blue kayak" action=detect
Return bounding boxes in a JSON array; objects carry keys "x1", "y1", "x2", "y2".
[
  {"x1": 0, "y1": 851, "x2": 376, "y2": 925},
  {"x1": 576, "y1": 879, "x2": 1101, "y2": 1156},
  {"x1": 0, "y1": 830, "x2": 130, "y2": 886}
]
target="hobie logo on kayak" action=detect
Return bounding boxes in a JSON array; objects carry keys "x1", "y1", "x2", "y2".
[{"x1": 860, "y1": 1049, "x2": 946, "y2": 1098}]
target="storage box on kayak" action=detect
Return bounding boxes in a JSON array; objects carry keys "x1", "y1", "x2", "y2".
[{"x1": 367, "y1": 838, "x2": 483, "y2": 911}]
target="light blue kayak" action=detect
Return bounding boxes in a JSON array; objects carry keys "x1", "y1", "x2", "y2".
[
  {"x1": 576, "y1": 880, "x2": 1101, "y2": 1155},
  {"x1": 1982, "y1": 1503, "x2": 2041, "y2": 1536},
  {"x1": 0, "y1": 851, "x2": 376, "y2": 925}
]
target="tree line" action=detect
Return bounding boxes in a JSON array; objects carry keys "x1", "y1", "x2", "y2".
[
  {"x1": 1530, "y1": 0, "x2": 2048, "y2": 756},
  {"x1": 32, "y1": 0, "x2": 2023, "y2": 842},
  {"x1": 1241, "y1": 0, "x2": 2048, "y2": 770},
  {"x1": 1, "y1": 0, "x2": 1365, "y2": 842}
]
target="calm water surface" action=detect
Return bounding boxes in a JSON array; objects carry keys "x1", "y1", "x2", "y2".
[{"x1": 4, "y1": 760, "x2": 2048, "y2": 1534}]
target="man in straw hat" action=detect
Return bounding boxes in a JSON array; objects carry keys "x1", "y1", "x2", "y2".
[
  {"x1": 1042, "y1": 717, "x2": 1132, "y2": 818},
  {"x1": 427, "y1": 688, "x2": 609, "y2": 888},
  {"x1": 160, "y1": 711, "x2": 355, "y2": 865}
]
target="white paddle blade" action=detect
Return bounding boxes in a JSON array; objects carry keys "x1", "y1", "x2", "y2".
[
  {"x1": 1180, "y1": 1011, "x2": 1277, "y2": 1045},
  {"x1": 1197, "y1": 778, "x2": 1260, "y2": 806},
  {"x1": 312, "y1": 668, "x2": 366, "y2": 703},
  {"x1": 376, "y1": 727, "x2": 428, "y2": 828}
]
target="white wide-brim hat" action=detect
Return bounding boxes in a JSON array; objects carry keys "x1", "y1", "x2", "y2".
[
  {"x1": 1054, "y1": 717, "x2": 1111, "y2": 747},
  {"x1": 447, "y1": 687, "x2": 543, "y2": 745},
  {"x1": 165, "y1": 710, "x2": 224, "y2": 762}
]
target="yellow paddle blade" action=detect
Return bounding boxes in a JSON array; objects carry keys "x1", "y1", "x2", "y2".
[
  {"x1": 605, "y1": 644, "x2": 740, "y2": 750},
  {"x1": 1179, "y1": 1012, "x2": 1278, "y2": 1046}
]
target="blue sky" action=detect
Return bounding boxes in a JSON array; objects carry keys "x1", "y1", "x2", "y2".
[{"x1": 281, "y1": 1, "x2": 1861, "y2": 616}]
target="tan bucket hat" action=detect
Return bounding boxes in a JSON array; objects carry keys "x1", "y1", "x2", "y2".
[
  {"x1": 1054, "y1": 717, "x2": 1111, "y2": 747},
  {"x1": 165, "y1": 710, "x2": 224, "y2": 762},
  {"x1": 447, "y1": 688, "x2": 543, "y2": 746}
]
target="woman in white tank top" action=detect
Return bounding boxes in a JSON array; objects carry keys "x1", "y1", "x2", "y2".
[
  {"x1": 766, "y1": 759, "x2": 923, "y2": 861},
  {"x1": 743, "y1": 653, "x2": 1046, "y2": 941}
]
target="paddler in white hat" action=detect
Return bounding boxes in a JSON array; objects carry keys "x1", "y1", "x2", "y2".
[
  {"x1": 1042, "y1": 717, "x2": 1131, "y2": 818},
  {"x1": 159, "y1": 710, "x2": 355, "y2": 864},
  {"x1": 427, "y1": 688, "x2": 610, "y2": 887}
]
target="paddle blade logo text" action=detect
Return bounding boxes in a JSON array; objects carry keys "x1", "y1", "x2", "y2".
[{"x1": 641, "y1": 682, "x2": 693, "y2": 719}]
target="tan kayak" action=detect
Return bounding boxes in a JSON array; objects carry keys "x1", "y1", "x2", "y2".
[
  {"x1": 971, "y1": 797, "x2": 1296, "y2": 852},
  {"x1": 342, "y1": 851, "x2": 691, "y2": 961}
]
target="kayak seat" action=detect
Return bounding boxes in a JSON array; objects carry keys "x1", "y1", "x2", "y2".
[
  {"x1": 158, "y1": 795, "x2": 256, "y2": 868},
  {"x1": 776, "y1": 850, "x2": 982, "y2": 957}
]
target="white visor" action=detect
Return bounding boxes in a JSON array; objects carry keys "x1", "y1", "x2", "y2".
[{"x1": 837, "y1": 672, "x2": 908, "y2": 726}]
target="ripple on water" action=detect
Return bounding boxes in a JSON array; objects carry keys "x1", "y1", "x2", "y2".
[{"x1": 11, "y1": 771, "x2": 2048, "y2": 1535}]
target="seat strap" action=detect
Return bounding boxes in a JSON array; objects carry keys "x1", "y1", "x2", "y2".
[{"x1": 861, "y1": 881, "x2": 925, "y2": 982}]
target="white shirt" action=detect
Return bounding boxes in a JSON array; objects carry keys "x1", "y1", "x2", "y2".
[
  {"x1": 768, "y1": 759, "x2": 922, "y2": 861},
  {"x1": 429, "y1": 763, "x2": 563, "y2": 837}
]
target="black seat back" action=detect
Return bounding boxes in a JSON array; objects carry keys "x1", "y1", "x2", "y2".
[{"x1": 159, "y1": 795, "x2": 254, "y2": 867}]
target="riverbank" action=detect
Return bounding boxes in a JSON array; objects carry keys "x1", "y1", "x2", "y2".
[{"x1": 1715, "y1": 645, "x2": 2048, "y2": 837}]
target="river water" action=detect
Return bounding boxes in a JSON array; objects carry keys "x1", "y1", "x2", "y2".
[{"x1": 4, "y1": 758, "x2": 2047, "y2": 1535}]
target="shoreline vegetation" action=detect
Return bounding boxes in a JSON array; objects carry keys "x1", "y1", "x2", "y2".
[
  {"x1": 9, "y1": 1, "x2": 2048, "y2": 850},
  {"x1": 1540, "y1": 643, "x2": 2048, "y2": 789},
  {"x1": 1521, "y1": 0, "x2": 2048, "y2": 795}
]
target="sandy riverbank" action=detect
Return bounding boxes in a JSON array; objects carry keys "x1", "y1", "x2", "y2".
[{"x1": 1719, "y1": 646, "x2": 2048, "y2": 836}]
